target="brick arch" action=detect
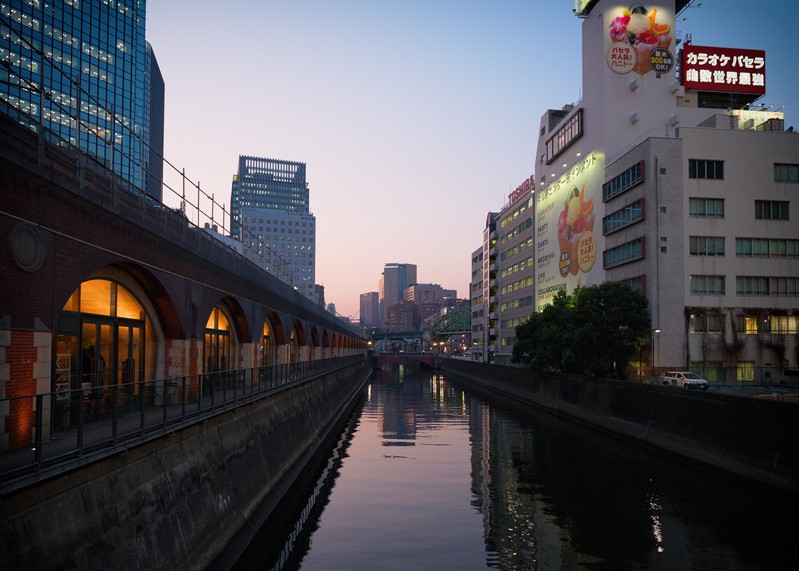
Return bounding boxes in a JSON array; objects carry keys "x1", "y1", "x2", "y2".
[{"x1": 113, "y1": 262, "x2": 183, "y2": 338}]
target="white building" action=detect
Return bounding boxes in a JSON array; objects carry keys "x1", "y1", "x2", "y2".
[
  {"x1": 239, "y1": 207, "x2": 316, "y2": 299},
  {"x1": 531, "y1": 0, "x2": 798, "y2": 382}
]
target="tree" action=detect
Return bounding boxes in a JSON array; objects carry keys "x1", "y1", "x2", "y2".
[{"x1": 512, "y1": 283, "x2": 651, "y2": 379}]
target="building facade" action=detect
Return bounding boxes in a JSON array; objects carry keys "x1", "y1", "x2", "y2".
[
  {"x1": 527, "y1": 0, "x2": 798, "y2": 381},
  {"x1": 469, "y1": 246, "x2": 486, "y2": 361},
  {"x1": 231, "y1": 156, "x2": 316, "y2": 300},
  {"x1": 143, "y1": 41, "x2": 165, "y2": 201},
  {"x1": 470, "y1": 178, "x2": 536, "y2": 365},
  {"x1": 378, "y1": 263, "x2": 417, "y2": 325},
  {"x1": 403, "y1": 283, "x2": 456, "y2": 305},
  {"x1": 1, "y1": 0, "x2": 159, "y2": 192},
  {"x1": 360, "y1": 292, "x2": 379, "y2": 327}
]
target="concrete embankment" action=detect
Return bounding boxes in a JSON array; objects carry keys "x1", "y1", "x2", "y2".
[
  {"x1": 439, "y1": 358, "x2": 798, "y2": 500},
  {"x1": 0, "y1": 360, "x2": 371, "y2": 571}
]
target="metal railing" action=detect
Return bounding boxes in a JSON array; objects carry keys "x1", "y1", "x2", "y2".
[{"x1": 0, "y1": 356, "x2": 365, "y2": 494}]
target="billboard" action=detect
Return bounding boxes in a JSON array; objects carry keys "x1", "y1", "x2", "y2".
[
  {"x1": 681, "y1": 45, "x2": 765, "y2": 95},
  {"x1": 605, "y1": 4, "x2": 675, "y2": 76},
  {"x1": 536, "y1": 151, "x2": 604, "y2": 309}
]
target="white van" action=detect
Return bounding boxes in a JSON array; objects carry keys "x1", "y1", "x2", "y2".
[
  {"x1": 776, "y1": 368, "x2": 799, "y2": 388},
  {"x1": 662, "y1": 371, "x2": 709, "y2": 390}
]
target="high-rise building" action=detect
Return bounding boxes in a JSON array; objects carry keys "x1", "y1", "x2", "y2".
[
  {"x1": 232, "y1": 156, "x2": 316, "y2": 300},
  {"x1": 360, "y1": 292, "x2": 379, "y2": 327},
  {"x1": 144, "y1": 42, "x2": 165, "y2": 201},
  {"x1": 379, "y1": 263, "x2": 417, "y2": 325},
  {"x1": 527, "y1": 0, "x2": 798, "y2": 381},
  {"x1": 1, "y1": 0, "x2": 159, "y2": 192},
  {"x1": 469, "y1": 246, "x2": 486, "y2": 361},
  {"x1": 231, "y1": 156, "x2": 310, "y2": 237},
  {"x1": 470, "y1": 178, "x2": 535, "y2": 366}
]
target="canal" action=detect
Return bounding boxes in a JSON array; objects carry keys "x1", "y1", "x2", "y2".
[{"x1": 231, "y1": 363, "x2": 793, "y2": 570}]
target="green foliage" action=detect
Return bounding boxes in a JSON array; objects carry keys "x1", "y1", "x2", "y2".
[{"x1": 512, "y1": 283, "x2": 651, "y2": 379}]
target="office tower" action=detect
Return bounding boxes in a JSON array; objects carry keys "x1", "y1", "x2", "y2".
[
  {"x1": 0, "y1": 0, "x2": 159, "y2": 192},
  {"x1": 232, "y1": 156, "x2": 316, "y2": 299},
  {"x1": 360, "y1": 292, "x2": 379, "y2": 327},
  {"x1": 143, "y1": 42, "x2": 165, "y2": 201},
  {"x1": 379, "y1": 263, "x2": 417, "y2": 324}
]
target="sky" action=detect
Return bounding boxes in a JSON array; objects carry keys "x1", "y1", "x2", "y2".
[{"x1": 145, "y1": 1, "x2": 798, "y2": 320}]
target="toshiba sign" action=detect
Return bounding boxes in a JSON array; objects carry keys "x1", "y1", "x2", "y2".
[{"x1": 681, "y1": 45, "x2": 765, "y2": 95}]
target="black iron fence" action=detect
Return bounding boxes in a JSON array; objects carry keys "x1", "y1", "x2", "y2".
[{"x1": 0, "y1": 356, "x2": 365, "y2": 494}]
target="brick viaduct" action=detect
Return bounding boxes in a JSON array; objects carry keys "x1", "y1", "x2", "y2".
[{"x1": 0, "y1": 113, "x2": 366, "y2": 452}]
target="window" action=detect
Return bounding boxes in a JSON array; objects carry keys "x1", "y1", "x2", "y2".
[
  {"x1": 603, "y1": 238, "x2": 644, "y2": 269},
  {"x1": 771, "y1": 315, "x2": 798, "y2": 334},
  {"x1": 755, "y1": 200, "x2": 789, "y2": 220},
  {"x1": 616, "y1": 275, "x2": 645, "y2": 293},
  {"x1": 689, "y1": 159, "x2": 724, "y2": 180},
  {"x1": 602, "y1": 161, "x2": 644, "y2": 202},
  {"x1": 736, "y1": 238, "x2": 799, "y2": 258},
  {"x1": 689, "y1": 312, "x2": 723, "y2": 333},
  {"x1": 689, "y1": 197, "x2": 724, "y2": 218},
  {"x1": 737, "y1": 276, "x2": 799, "y2": 296},
  {"x1": 545, "y1": 109, "x2": 583, "y2": 164},
  {"x1": 736, "y1": 276, "x2": 769, "y2": 295},
  {"x1": 736, "y1": 361, "x2": 755, "y2": 383},
  {"x1": 774, "y1": 163, "x2": 799, "y2": 183},
  {"x1": 690, "y1": 236, "x2": 725, "y2": 256},
  {"x1": 736, "y1": 314, "x2": 759, "y2": 334},
  {"x1": 689, "y1": 275, "x2": 725, "y2": 295},
  {"x1": 690, "y1": 361, "x2": 726, "y2": 382},
  {"x1": 603, "y1": 199, "x2": 644, "y2": 235}
]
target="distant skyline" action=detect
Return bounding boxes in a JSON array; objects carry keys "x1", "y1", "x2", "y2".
[{"x1": 145, "y1": 1, "x2": 798, "y2": 319}]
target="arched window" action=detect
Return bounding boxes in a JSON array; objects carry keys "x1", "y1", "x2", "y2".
[
  {"x1": 259, "y1": 321, "x2": 274, "y2": 367},
  {"x1": 205, "y1": 307, "x2": 232, "y2": 372},
  {"x1": 56, "y1": 279, "x2": 155, "y2": 422}
]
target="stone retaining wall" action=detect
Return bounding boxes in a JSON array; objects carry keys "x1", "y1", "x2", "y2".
[
  {"x1": 0, "y1": 361, "x2": 371, "y2": 570},
  {"x1": 440, "y1": 358, "x2": 798, "y2": 499}
]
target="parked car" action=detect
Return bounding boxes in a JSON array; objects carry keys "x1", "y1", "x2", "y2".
[
  {"x1": 775, "y1": 368, "x2": 799, "y2": 388},
  {"x1": 662, "y1": 371, "x2": 709, "y2": 390}
]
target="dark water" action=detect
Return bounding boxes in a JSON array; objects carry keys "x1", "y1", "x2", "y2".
[{"x1": 233, "y1": 363, "x2": 794, "y2": 570}]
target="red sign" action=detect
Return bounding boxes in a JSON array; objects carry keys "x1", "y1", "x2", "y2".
[
  {"x1": 508, "y1": 175, "x2": 534, "y2": 204},
  {"x1": 681, "y1": 45, "x2": 765, "y2": 95}
]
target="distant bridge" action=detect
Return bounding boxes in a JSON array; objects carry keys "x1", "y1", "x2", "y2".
[{"x1": 371, "y1": 352, "x2": 436, "y2": 370}]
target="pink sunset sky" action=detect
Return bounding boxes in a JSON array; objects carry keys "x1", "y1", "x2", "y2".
[{"x1": 146, "y1": 1, "x2": 798, "y2": 319}]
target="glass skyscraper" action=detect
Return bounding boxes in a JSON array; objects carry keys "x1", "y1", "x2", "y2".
[
  {"x1": 0, "y1": 0, "x2": 162, "y2": 193},
  {"x1": 232, "y1": 156, "x2": 317, "y2": 301}
]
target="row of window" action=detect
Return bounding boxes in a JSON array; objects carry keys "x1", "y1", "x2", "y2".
[
  {"x1": 690, "y1": 313, "x2": 798, "y2": 335},
  {"x1": 499, "y1": 216, "x2": 533, "y2": 245},
  {"x1": 603, "y1": 160, "x2": 797, "y2": 205},
  {"x1": 500, "y1": 276, "x2": 533, "y2": 295},
  {"x1": 500, "y1": 238, "x2": 533, "y2": 262},
  {"x1": 500, "y1": 256, "x2": 533, "y2": 279},
  {"x1": 499, "y1": 197, "x2": 533, "y2": 229},
  {"x1": 688, "y1": 159, "x2": 724, "y2": 180},
  {"x1": 690, "y1": 361, "x2": 769, "y2": 383},
  {"x1": 603, "y1": 238, "x2": 644, "y2": 269},
  {"x1": 603, "y1": 199, "x2": 644, "y2": 235},
  {"x1": 500, "y1": 295, "x2": 534, "y2": 313},
  {"x1": 242, "y1": 217, "x2": 312, "y2": 227},
  {"x1": 602, "y1": 161, "x2": 644, "y2": 202},
  {"x1": 689, "y1": 275, "x2": 799, "y2": 296},
  {"x1": 690, "y1": 237, "x2": 799, "y2": 258},
  {"x1": 689, "y1": 198, "x2": 790, "y2": 220}
]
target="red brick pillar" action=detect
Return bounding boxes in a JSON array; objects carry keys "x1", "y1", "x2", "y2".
[{"x1": 1, "y1": 328, "x2": 52, "y2": 451}]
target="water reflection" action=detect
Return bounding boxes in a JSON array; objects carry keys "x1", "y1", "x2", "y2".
[{"x1": 234, "y1": 364, "x2": 793, "y2": 570}]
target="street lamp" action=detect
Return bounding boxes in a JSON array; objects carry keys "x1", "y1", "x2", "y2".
[{"x1": 652, "y1": 328, "x2": 661, "y2": 378}]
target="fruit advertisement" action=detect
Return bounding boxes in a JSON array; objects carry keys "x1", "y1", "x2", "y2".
[
  {"x1": 606, "y1": 3, "x2": 674, "y2": 76},
  {"x1": 535, "y1": 152, "x2": 604, "y2": 310}
]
